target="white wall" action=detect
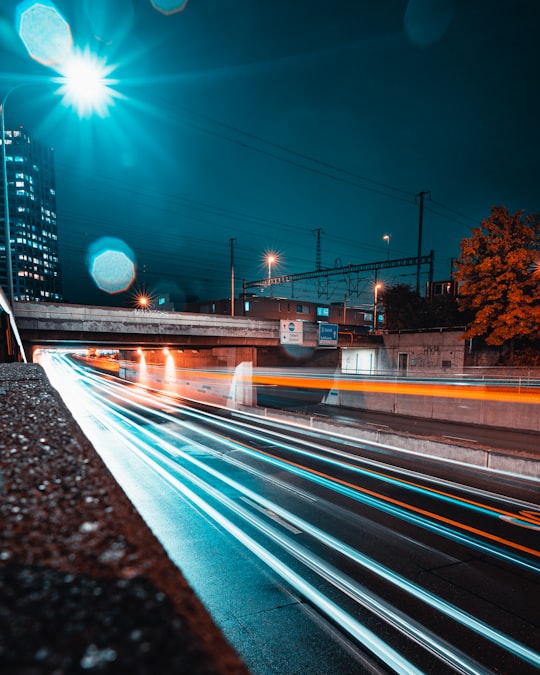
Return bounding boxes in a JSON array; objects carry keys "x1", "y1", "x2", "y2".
[{"x1": 341, "y1": 348, "x2": 379, "y2": 374}]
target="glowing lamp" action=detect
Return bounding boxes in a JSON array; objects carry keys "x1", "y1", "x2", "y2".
[{"x1": 55, "y1": 48, "x2": 118, "y2": 118}]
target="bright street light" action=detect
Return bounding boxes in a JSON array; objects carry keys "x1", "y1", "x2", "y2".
[
  {"x1": 55, "y1": 48, "x2": 118, "y2": 118},
  {"x1": 383, "y1": 234, "x2": 391, "y2": 259},
  {"x1": 373, "y1": 282, "x2": 383, "y2": 331},
  {"x1": 136, "y1": 294, "x2": 151, "y2": 310},
  {"x1": 1, "y1": 52, "x2": 117, "y2": 306},
  {"x1": 267, "y1": 253, "x2": 277, "y2": 281}
]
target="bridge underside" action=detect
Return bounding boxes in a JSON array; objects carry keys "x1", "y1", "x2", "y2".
[{"x1": 21, "y1": 330, "x2": 279, "y2": 351}]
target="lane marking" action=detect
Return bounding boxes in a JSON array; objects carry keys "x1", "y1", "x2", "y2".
[
  {"x1": 444, "y1": 435, "x2": 478, "y2": 444},
  {"x1": 248, "y1": 447, "x2": 540, "y2": 561},
  {"x1": 241, "y1": 497, "x2": 303, "y2": 534}
]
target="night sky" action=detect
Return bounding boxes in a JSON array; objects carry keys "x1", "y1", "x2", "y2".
[{"x1": 1, "y1": 0, "x2": 539, "y2": 308}]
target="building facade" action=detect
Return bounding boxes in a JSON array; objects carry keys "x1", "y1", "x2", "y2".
[
  {"x1": 0, "y1": 126, "x2": 62, "y2": 302},
  {"x1": 185, "y1": 294, "x2": 377, "y2": 330}
]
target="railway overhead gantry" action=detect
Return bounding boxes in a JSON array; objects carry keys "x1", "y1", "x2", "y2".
[{"x1": 243, "y1": 252, "x2": 434, "y2": 299}]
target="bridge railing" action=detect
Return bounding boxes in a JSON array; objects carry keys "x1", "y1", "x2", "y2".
[{"x1": 0, "y1": 288, "x2": 27, "y2": 362}]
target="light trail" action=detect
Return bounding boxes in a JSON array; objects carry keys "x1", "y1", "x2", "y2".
[
  {"x1": 123, "y1": 435, "x2": 427, "y2": 675},
  {"x1": 83, "y1": 393, "x2": 540, "y2": 669},
  {"x1": 155, "y1": 391, "x2": 540, "y2": 530},
  {"x1": 250, "y1": 372, "x2": 540, "y2": 405},
  {"x1": 52, "y1": 355, "x2": 540, "y2": 569},
  {"x1": 108, "y1": 356, "x2": 540, "y2": 405},
  {"x1": 84, "y1": 372, "x2": 540, "y2": 567},
  {"x1": 40, "y1": 354, "x2": 540, "y2": 672},
  {"x1": 54, "y1": 380, "x2": 498, "y2": 673}
]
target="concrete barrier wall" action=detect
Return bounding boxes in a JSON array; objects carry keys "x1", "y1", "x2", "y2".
[
  {"x1": 237, "y1": 405, "x2": 540, "y2": 481},
  {"x1": 331, "y1": 387, "x2": 539, "y2": 432}
]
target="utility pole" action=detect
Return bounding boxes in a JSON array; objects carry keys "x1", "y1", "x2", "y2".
[
  {"x1": 230, "y1": 238, "x2": 236, "y2": 317},
  {"x1": 312, "y1": 228, "x2": 324, "y2": 271},
  {"x1": 415, "y1": 191, "x2": 430, "y2": 294}
]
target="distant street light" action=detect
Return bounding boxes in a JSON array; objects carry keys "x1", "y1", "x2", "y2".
[
  {"x1": 383, "y1": 234, "x2": 391, "y2": 259},
  {"x1": 1, "y1": 53, "x2": 116, "y2": 306},
  {"x1": 267, "y1": 253, "x2": 277, "y2": 281},
  {"x1": 373, "y1": 282, "x2": 383, "y2": 331}
]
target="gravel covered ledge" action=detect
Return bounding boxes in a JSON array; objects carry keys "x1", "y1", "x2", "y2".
[{"x1": 0, "y1": 363, "x2": 249, "y2": 674}]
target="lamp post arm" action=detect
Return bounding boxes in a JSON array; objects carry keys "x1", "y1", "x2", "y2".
[
  {"x1": 1, "y1": 89, "x2": 15, "y2": 307},
  {"x1": 1, "y1": 82, "x2": 46, "y2": 306}
]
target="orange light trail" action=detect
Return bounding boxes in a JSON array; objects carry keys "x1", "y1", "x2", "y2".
[
  {"x1": 250, "y1": 373, "x2": 540, "y2": 405},
  {"x1": 117, "y1": 362, "x2": 540, "y2": 405},
  {"x1": 334, "y1": 457, "x2": 540, "y2": 529},
  {"x1": 247, "y1": 445, "x2": 540, "y2": 561}
]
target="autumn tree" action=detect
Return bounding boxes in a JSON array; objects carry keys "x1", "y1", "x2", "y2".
[{"x1": 454, "y1": 206, "x2": 540, "y2": 362}]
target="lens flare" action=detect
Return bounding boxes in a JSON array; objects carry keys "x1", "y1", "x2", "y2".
[
  {"x1": 16, "y1": 0, "x2": 72, "y2": 66},
  {"x1": 55, "y1": 48, "x2": 119, "y2": 118},
  {"x1": 150, "y1": 0, "x2": 189, "y2": 15},
  {"x1": 87, "y1": 237, "x2": 136, "y2": 294}
]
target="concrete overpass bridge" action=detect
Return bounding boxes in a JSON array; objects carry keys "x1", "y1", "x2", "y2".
[
  {"x1": 8, "y1": 301, "x2": 540, "y2": 451},
  {"x1": 11, "y1": 301, "x2": 340, "y2": 408},
  {"x1": 13, "y1": 302, "x2": 286, "y2": 358}
]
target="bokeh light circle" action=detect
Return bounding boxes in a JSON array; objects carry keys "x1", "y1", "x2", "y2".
[
  {"x1": 87, "y1": 237, "x2": 136, "y2": 294},
  {"x1": 16, "y1": 0, "x2": 72, "y2": 66},
  {"x1": 150, "y1": 0, "x2": 189, "y2": 16}
]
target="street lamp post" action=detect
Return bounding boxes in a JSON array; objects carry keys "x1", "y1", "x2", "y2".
[
  {"x1": 0, "y1": 86, "x2": 26, "y2": 306},
  {"x1": 1, "y1": 83, "x2": 39, "y2": 305},
  {"x1": 266, "y1": 253, "x2": 278, "y2": 298},
  {"x1": 383, "y1": 234, "x2": 391, "y2": 260},
  {"x1": 373, "y1": 282, "x2": 382, "y2": 331},
  {"x1": 267, "y1": 254, "x2": 276, "y2": 281},
  {"x1": 1, "y1": 58, "x2": 115, "y2": 308}
]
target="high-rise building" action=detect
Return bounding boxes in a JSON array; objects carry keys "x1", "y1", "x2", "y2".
[{"x1": 0, "y1": 126, "x2": 62, "y2": 302}]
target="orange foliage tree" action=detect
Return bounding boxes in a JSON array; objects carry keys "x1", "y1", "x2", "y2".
[{"x1": 454, "y1": 206, "x2": 540, "y2": 361}]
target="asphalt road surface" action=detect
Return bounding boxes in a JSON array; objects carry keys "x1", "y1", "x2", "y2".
[
  {"x1": 306, "y1": 402, "x2": 539, "y2": 456},
  {"x1": 41, "y1": 354, "x2": 540, "y2": 674}
]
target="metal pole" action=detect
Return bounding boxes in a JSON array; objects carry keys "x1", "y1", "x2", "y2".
[
  {"x1": 383, "y1": 234, "x2": 390, "y2": 259},
  {"x1": 373, "y1": 283, "x2": 381, "y2": 331},
  {"x1": 230, "y1": 238, "x2": 236, "y2": 317},
  {"x1": 416, "y1": 191, "x2": 430, "y2": 294},
  {"x1": 1, "y1": 84, "x2": 33, "y2": 307},
  {"x1": 1, "y1": 91, "x2": 14, "y2": 307}
]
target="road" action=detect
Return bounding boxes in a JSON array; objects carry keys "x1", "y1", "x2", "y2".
[
  {"x1": 41, "y1": 354, "x2": 540, "y2": 674},
  {"x1": 304, "y1": 403, "x2": 540, "y2": 456}
]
